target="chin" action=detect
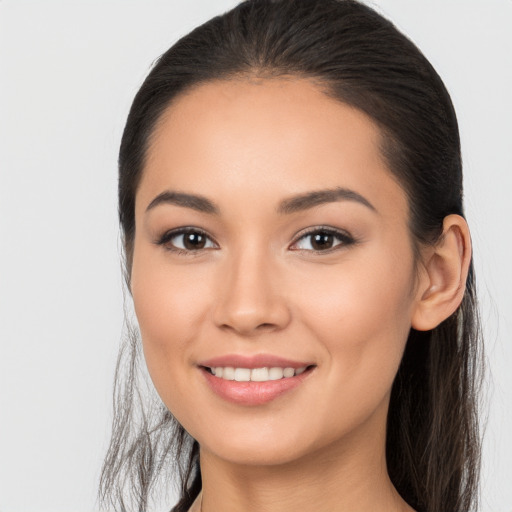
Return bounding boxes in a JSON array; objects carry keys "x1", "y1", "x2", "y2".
[
  {"x1": 192, "y1": 418, "x2": 339, "y2": 468},
  {"x1": 204, "y1": 437, "x2": 310, "y2": 466}
]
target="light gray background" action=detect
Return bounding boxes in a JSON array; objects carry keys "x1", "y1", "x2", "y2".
[{"x1": 0, "y1": 1, "x2": 510, "y2": 511}]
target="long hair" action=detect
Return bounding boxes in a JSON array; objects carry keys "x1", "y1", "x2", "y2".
[{"x1": 99, "y1": 1, "x2": 484, "y2": 511}]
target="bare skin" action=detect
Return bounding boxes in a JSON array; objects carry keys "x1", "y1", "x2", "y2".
[{"x1": 130, "y1": 78, "x2": 471, "y2": 512}]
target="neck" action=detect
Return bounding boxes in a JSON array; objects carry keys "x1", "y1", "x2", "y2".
[{"x1": 198, "y1": 402, "x2": 414, "y2": 512}]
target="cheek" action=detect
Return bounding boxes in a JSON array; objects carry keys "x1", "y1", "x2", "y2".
[
  {"x1": 289, "y1": 254, "x2": 415, "y2": 442},
  {"x1": 133, "y1": 270, "x2": 204, "y2": 342},
  {"x1": 130, "y1": 247, "x2": 213, "y2": 394},
  {"x1": 299, "y1": 249, "x2": 415, "y2": 387}
]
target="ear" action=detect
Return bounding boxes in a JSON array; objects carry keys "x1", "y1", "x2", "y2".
[{"x1": 411, "y1": 214, "x2": 472, "y2": 331}]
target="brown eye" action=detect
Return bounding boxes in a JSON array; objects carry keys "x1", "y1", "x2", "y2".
[
  {"x1": 310, "y1": 232, "x2": 335, "y2": 250},
  {"x1": 156, "y1": 228, "x2": 217, "y2": 253},
  {"x1": 291, "y1": 228, "x2": 355, "y2": 252},
  {"x1": 182, "y1": 232, "x2": 207, "y2": 250}
]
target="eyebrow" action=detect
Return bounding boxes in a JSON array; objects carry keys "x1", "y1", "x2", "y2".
[
  {"x1": 145, "y1": 187, "x2": 377, "y2": 215},
  {"x1": 277, "y1": 187, "x2": 376, "y2": 215},
  {"x1": 146, "y1": 190, "x2": 219, "y2": 214}
]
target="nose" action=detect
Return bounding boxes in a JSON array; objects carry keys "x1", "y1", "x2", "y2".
[{"x1": 212, "y1": 245, "x2": 292, "y2": 337}]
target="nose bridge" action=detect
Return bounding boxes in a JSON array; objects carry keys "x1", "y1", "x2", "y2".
[{"x1": 213, "y1": 238, "x2": 290, "y2": 335}]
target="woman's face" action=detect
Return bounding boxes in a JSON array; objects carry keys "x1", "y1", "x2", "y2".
[{"x1": 131, "y1": 78, "x2": 424, "y2": 465}]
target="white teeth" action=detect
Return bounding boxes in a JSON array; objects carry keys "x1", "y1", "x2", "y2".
[
  {"x1": 234, "y1": 368, "x2": 251, "y2": 382},
  {"x1": 208, "y1": 365, "x2": 309, "y2": 382},
  {"x1": 250, "y1": 367, "x2": 269, "y2": 382},
  {"x1": 222, "y1": 367, "x2": 235, "y2": 380},
  {"x1": 283, "y1": 367, "x2": 295, "y2": 378},
  {"x1": 268, "y1": 367, "x2": 284, "y2": 380}
]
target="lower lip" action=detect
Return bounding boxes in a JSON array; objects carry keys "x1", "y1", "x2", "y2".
[{"x1": 200, "y1": 367, "x2": 314, "y2": 406}]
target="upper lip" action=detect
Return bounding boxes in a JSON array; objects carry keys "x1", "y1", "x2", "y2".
[{"x1": 198, "y1": 354, "x2": 315, "y2": 370}]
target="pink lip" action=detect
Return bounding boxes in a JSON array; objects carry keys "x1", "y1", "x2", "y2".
[
  {"x1": 197, "y1": 353, "x2": 316, "y2": 406},
  {"x1": 198, "y1": 353, "x2": 313, "y2": 370}
]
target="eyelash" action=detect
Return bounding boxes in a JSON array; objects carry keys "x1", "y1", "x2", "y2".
[{"x1": 155, "y1": 226, "x2": 356, "y2": 256}]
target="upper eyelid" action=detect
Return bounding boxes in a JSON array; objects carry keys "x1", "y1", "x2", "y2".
[
  {"x1": 292, "y1": 225, "x2": 351, "y2": 239},
  {"x1": 290, "y1": 226, "x2": 354, "y2": 249},
  {"x1": 156, "y1": 226, "x2": 219, "y2": 246}
]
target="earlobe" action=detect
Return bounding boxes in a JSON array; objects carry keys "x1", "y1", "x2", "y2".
[{"x1": 411, "y1": 214, "x2": 471, "y2": 331}]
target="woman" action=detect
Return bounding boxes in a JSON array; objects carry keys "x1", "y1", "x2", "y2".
[{"x1": 99, "y1": 1, "x2": 483, "y2": 511}]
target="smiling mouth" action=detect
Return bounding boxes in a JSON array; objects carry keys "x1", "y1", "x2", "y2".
[
  {"x1": 199, "y1": 363, "x2": 316, "y2": 405},
  {"x1": 202, "y1": 365, "x2": 315, "y2": 382}
]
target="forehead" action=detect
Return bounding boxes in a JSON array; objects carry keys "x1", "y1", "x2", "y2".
[{"x1": 138, "y1": 78, "x2": 407, "y2": 221}]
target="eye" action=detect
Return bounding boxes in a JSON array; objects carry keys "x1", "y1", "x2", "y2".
[
  {"x1": 156, "y1": 228, "x2": 217, "y2": 254},
  {"x1": 290, "y1": 227, "x2": 355, "y2": 252}
]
